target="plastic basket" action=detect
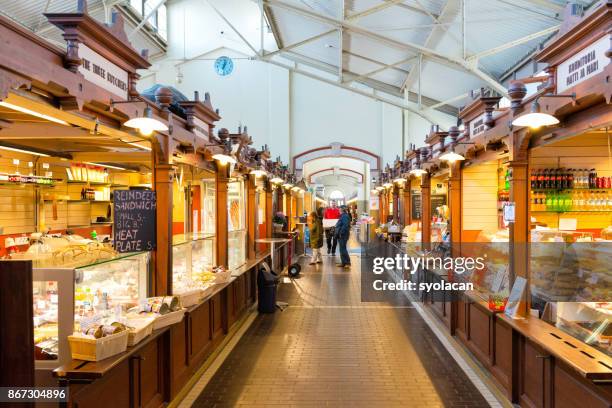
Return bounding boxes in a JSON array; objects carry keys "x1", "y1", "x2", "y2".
[
  {"x1": 177, "y1": 289, "x2": 202, "y2": 308},
  {"x1": 152, "y1": 309, "x2": 185, "y2": 330},
  {"x1": 126, "y1": 318, "x2": 154, "y2": 346},
  {"x1": 68, "y1": 330, "x2": 128, "y2": 361}
]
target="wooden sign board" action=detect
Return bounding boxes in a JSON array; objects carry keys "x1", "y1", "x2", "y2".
[
  {"x1": 412, "y1": 194, "x2": 447, "y2": 220},
  {"x1": 556, "y1": 36, "x2": 609, "y2": 93},
  {"x1": 114, "y1": 190, "x2": 157, "y2": 253}
]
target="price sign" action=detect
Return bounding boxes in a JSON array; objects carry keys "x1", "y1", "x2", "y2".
[{"x1": 113, "y1": 190, "x2": 157, "y2": 253}]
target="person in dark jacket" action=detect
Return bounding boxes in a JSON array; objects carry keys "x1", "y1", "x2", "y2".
[
  {"x1": 308, "y1": 210, "x2": 323, "y2": 265},
  {"x1": 335, "y1": 206, "x2": 351, "y2": 268}
]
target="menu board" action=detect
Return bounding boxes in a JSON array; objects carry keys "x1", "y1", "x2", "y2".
[
  {"x1": 411, "y1": 194, "x2": 422, "y2": 220},
  {"x1": 411, "y1": 194, "x2": 447, "y2": 220},
  {"x1": 113, "y1": 190, "x2": 157, "y2": 253}
]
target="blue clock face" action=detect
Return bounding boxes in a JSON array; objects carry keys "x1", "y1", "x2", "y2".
[{"x1": 214, "y1": 56, "x2": 234, "y2": 76}]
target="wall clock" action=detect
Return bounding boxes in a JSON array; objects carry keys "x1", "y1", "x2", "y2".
[{"x1": 214, "y1": 56, "x2": 234, "y2": 76}]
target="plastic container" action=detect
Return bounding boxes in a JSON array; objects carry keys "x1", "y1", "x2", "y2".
[
  {"x1": 152, "y1": 309, "x2": 185, "y2": 330},
  {"x1": 67, "y1": 330, "x2": 128, "y2": 361}
]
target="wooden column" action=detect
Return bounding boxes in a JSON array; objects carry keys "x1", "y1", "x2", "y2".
[
  {"x1": 216, "y1": 165, "x2": 229, "y2": 268},
  {"x1": 421, "y1": 173, "x2": 431, "y2": 249},
  {"x1": 393, "y1": 187, "x2": 400, "y2": 223},
  {"x1": 508, "y1": 155, "x2": 530, "y2": 317},
  {"x1": 265, "y1": 185, "x2": 273, "y2": 238},
  {"x1": 247, "y1": 174, "x2": 256, "y2": 259},
  {"x1": 379, "y1": 192, "x2": 385, "y2": 223},
  {"x1": 0, "y1": 261, "x2": 34, "y2": 390},
  {"x1": 153, "y1": 162, "x2": 173, "y2": 296},
  {"x1": 403, "y1": 180, "x2": 412, "y2": 226},
  {"x1": 449, "y1": 161, "x2": 462, "y2": 258}
]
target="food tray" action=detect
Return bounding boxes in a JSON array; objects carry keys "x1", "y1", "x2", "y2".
[
  {"x1": 68, "y1": 330, "x2": 128, "y2": 362},
  {"x1": 152, "y1": 309, "x2": 185, "y2": 330},
  {"x1": 177, "y1": 288, "x2": 202, "y2": 308},
  {"x1": 127, "y1": 318, "x2": 154, "y2": 346}
]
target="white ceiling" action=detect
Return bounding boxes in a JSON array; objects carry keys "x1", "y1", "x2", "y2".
[{"x1": 265, "y1": 0, "x2": 597, "y2": 113}]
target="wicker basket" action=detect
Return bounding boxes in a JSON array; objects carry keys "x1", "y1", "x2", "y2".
[
  {"x1": 152, "y1": 309, "x2": 185, "y2": 330},
  {"x1": 176, "y1": 289, "x2": 202, "y2": 308},
  {"x1": 68, "y1": 330, "x2": 128, "y2": 361},
  {"x1": 126, "y1": 318, "x2": 154, "y2": 346},
  {"x1": 214, "y1": 270, "x2": 232, "y2": 284}
]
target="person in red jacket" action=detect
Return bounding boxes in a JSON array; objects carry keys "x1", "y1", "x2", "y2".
[{"x1": 323, "y1": 201, "x2": 340, "y2": 255}]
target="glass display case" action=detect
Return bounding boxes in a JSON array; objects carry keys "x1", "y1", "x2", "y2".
[
  {"x1": 530, "y1": 230, "x2": 612, "y2": 355},
  {"x1": 32, "y1": 251, "x2": 150, "y2": 368},
  {"x1": 172, "y1": 233, "x2": 216, "y2": 294},
  {"x1": 228, "y1": 179, "x2": 246, "y2": 269}
]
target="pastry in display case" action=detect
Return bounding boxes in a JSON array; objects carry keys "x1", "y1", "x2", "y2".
[
  {"x1": 172, "y1": 233, "x2": 216, "y2": 306},
  {"x1": 32, "y1": 251, "x2": 150, "y2": 368}
]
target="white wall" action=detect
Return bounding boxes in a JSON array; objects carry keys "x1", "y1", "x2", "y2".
[{"x1": 140, "y1": 0, "x2": 457, "y2": 168}]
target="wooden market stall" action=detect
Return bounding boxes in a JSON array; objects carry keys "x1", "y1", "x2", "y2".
[
  {"x1": 0, "y1": 5, "x2": 274, "y2": 407},
  {"x1": 392, "y1": 3, "x2": 612, "y2": 405}
]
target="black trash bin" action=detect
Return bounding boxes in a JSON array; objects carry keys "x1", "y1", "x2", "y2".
[{"x1": 257, "y1": 267, "x2": 278, "y2": 313}]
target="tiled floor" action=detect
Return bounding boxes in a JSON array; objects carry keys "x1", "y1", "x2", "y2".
[{"x1": 186, "y1": 247, "x2": 494, "y2": 408}]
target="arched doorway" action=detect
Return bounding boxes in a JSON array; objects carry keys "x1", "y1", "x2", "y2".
[{"x1": 328, "y1": 190, "x2": 345, "y2": 206}]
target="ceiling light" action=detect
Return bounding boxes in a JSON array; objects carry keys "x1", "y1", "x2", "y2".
[
  {"x1": 212, "y1": 153, "x2": 237, "y2": 165},
  {"x1": 85, "y1": 162, "x2": 126, "y2": 171},
  {"x1": 270, "y1": 176, "x2": 284, "y2": 184},
  {"x1": 124, "y1": 105, "x2": 168, "y2": 136},
  {"x1": 512, "y1": 100, "x2": 559, "y2": 129},
  {"x1": 125, "y1": 141, "x2": 153, "y2": 151},
  {"x1": 409, "y1": 168, "x2": 427, "y2": 176},
  {"x1": 439, "y1": 150, "x2": 465, "y2": 163},
  {"x1": 0, "y1": 101, "x2": 69, "y2": 126},
  {"x1": 393, "y1": 177, "x2": 406, "y2": 184},
  {"x1": 375, "y1": 186, "x2": 385, "y2": 191},
  {"x1": 0, "y1": 145, "x2": 50, "y2": 157},
  {"x1": 282, "y1": 182, "x2": 293, "y2": 189},
  {"x1": 383, "y1": 182, "x2": 393, "y2": 188},
  {"x1": 250, "y1": 168, "x2": 267, "y2": 178}
]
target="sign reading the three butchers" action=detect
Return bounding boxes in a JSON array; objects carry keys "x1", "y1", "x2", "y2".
[{"x1": 113, "y1": 190, "x2": 157, "y2": 253}]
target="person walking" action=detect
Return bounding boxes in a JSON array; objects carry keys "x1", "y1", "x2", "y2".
[
  {"x1": 323, "y1": 201, "x2": 340, "y2": 255},
  {"x1": 308, "y1": 209, "x2": 323, "y2": 265},
  {"x1": 335, "y1": 205, "x2": 351, "y2": 268}
]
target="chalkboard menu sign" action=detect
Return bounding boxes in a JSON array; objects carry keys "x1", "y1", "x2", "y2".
[
  {"x1": 113, "y1": 190, "x2": 157, "y2": 253},
  {"x1": 411, "y1": 194, "x2": 422, "y2": 220},
  {"x1": 410, "y1": 193, "x2": 447, "y2": 220}
]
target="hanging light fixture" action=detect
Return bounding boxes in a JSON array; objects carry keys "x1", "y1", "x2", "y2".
[
  {"x1": 270, "y1": 176, "x2": 284, "y2": 184},
  {"x1": 250, "y1": 168, "x2": 267, "y2": 178},
  {"x1": 511, "y1": 93, "x2": 575, "y2": 129},
  {"x1": 212, "y1": 153, "x2": 236, "y2": 165},
  {"x1": 383, "y1": 181, "x2": 393, "y2": 188},
  {"x1": 124, "y1": 105, "x2": 168, "y2": 136},
  {"x1": 375, "y1": 186, "x2": 385, "y2": 192},
  {"x1": 393, "y1": 176, "x2": 406, "y2": 185},
  {"x1": 409, "y1": 168, "x2": 427, "y2": 176},
  {"x1": 282, "y1": 182, "x2": 294, "y2": 189},
  {"x1": 439, "y1": 149, "x2": 465, "y2": 163}
]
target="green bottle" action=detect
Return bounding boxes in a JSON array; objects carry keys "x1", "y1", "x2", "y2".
[
  {"x1": 504, "y1": 169, "x2": 510, "y2": 191},
  {"x1": 545, "y1": 193, "x2": 553, "y2": 211}
]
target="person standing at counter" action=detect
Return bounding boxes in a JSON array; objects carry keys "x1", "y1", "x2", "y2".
[
  {"x1": 308, "y1": 209, "x2": 324, "y2": 265},
  {"x1": 335, "y1": 205, "x2": 351, "y2": 268},
  {"x1": 324, "y1": 201, "x2": 340, "y2": 255}
]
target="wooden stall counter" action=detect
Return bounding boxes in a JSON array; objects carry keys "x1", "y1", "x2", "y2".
[
  {"x1": 53, "y1": 327, "x2": 170, "y2": 408},
  {"x1": 498, "y1": 313, "x2": 612, "y2": 381}
]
